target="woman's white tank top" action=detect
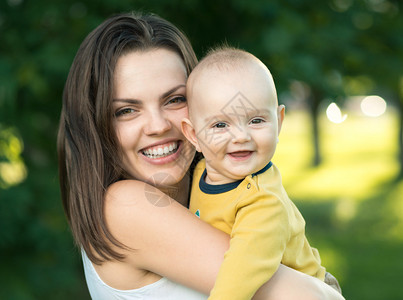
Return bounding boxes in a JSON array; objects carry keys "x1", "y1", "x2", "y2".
[{"x1": 82, "y1": 250, "x2": 207, "y2": 300}]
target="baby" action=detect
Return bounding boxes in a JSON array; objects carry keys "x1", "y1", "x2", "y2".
[{"x1": 182, "y1": 46, "x2": 341, "y2": 299}]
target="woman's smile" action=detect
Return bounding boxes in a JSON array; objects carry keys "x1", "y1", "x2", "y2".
[
  {"x1": 141, "y1": 141, "x2": 179, "y2": 158},
  {"x1": 140, "y1": 140, "x2": 183, "y2": 165}
]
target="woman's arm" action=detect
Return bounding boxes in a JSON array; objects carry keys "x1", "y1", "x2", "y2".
[
  {"x1": 105, "y1": 179, "x2": 226, "y2": 293},
  {"x1": 253, "y1": 265, "x2": 345, "y2": 300},
  {"x1": 105, "y1": 180, "x2": 344, "y2": 300}
]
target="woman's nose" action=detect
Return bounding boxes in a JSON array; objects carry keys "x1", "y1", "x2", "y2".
[{"x1": 143, "y1": 111, "x2": 172, "y2": 136}]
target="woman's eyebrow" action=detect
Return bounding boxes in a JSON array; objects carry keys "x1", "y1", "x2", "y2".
[
  {"x1": 112, "y1": 84, "x2": 186, "y2": 103},
  {"x1": 160, "y1": 84, "x2": 186, "y2": 99},
  {"x1": 112, "y1": 98, "x2": 142, "y2": 104}
]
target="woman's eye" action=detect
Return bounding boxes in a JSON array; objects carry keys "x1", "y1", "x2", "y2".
[
  {"x1": 166, "y1": 96, "x2": 187, "y2": 105},
  {"x1": 115, "y1": 108, "x2": 136, "y2": 117},
  {"x1": 250, "y1": 118, "x2": 265, "y2": 124}
]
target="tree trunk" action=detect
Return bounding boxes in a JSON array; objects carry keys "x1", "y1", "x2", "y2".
[
  {"x1": 398, "y1": 99, "x2": 403, "y2": 179},
  {"x1": 309, "y1": 88, "x2": 322, "y2": 167}
]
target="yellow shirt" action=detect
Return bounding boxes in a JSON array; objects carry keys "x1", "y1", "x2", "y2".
[{"x1": 189, "y1": 159, "x2": 326, "y2": 300}]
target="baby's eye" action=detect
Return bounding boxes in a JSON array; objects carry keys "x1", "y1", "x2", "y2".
[
  {"x1": 250, "y1": 118, "x2": 265, "y2": 124},
  {"x1": 115, "y1": 108, "x2": 136, "y2": 117},
  {"x1": 213, "y1": 122, "x2": 228, "y2": 129}
]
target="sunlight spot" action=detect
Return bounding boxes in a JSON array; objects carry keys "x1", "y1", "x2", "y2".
[
  {"x1": 0, "y1": 126, "x2": 27, "y2": 189},
  {"x1": 361, "y1": 95, "x2": 387, "y2": 117},
  {"x1": 0, "y1": 162, "x2": 27, "y2": 188},
  {"x1": 326, "y1": 103, "x2": 347, "y2": 124},
  {"x1": 335, "y1": 198, "x2": 357, "y2": 223}
]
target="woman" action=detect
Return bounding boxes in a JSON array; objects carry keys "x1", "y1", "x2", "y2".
[{"x1": 58, "y1": 12, "x2": 344, "y2": 299}]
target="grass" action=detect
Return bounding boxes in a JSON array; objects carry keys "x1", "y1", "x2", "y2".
[{"x1": 273, "y1": 108, "x2": 402, "y2": 300}]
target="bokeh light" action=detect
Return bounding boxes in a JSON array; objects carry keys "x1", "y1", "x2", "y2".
[
  {"x1": 326, "y1": 102, "x2": 347, "y2": 123},
  {"x1": 361, "y1": 95, "x2": 387, "y2": 117},
  {"x1": 0, "y1": 127, "x2": 27, "y2": 188}
]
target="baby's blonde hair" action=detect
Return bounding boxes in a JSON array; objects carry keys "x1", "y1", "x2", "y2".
[
  {"x1": 187, "y1": 45, "x2": 277, "y2": 109},
  {"x1": 193, "y1": 45, "x2": 261, "y2": 74}
]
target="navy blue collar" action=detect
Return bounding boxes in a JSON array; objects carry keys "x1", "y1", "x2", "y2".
[
  {"x1": 199, "y1": 161, "x2": 273, "y2": 195},
  {"x1": 252, "y1": 161, "x2": 272, "y2": 177}
]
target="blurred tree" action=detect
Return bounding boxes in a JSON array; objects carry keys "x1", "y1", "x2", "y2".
[
  {"x1": 248, "y1": 0, "x2": 351, "y2": 166},
  {"x1": 341, "y1": 0, "x2": 403, "y2": 178}
]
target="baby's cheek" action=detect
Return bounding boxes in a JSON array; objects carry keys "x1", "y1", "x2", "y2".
[{"x1": 259, "y1": 132, "x2": 277, "y2": 150}]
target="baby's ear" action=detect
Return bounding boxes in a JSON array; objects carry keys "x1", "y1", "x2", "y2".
[
  {"x1": 181, "y1": 118, "x2": 202, "y2": 152},
  {"x1": 277, "y1": 104, "x2": 285, "y2": 135}
]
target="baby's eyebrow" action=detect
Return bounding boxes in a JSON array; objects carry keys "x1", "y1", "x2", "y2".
[
  {"x1": 204, "y1": 114, "x2": 227, "y2": 123},
  {"x1": 252, "y1": 108, "x2": 272, "y2": 116}
]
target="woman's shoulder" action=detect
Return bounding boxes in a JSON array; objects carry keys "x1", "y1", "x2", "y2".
[
  {"x1": 103, "y1": 180, "x2": 159, "y2": 245},
  {"x1": 107, "y1": 179, "x2": 148, "y2": 199},
  {"x1": 106, "y1": 179, "x2": 173, "y2": 209},
  {"x1": 103, "y1": 179, "x2": 186, "y2": 249}
]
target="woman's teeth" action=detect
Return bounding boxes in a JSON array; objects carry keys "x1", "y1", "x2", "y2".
[{"x1": 142, "y1": 142, "x2": 178, "y2": 158}]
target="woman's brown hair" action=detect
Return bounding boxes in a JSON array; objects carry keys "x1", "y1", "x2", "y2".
[{"x1": 57, "y1": 12, "x2": 198, "y2": 264}]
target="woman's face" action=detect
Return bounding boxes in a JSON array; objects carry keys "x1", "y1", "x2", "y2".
[{"x1": 112, "y1": 48, "x2": 195, "y2": 188}]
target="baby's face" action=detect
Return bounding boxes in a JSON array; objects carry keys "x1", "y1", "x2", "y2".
[{"x1": 187, "y1": 63, "x2": 284, "y2": 184}]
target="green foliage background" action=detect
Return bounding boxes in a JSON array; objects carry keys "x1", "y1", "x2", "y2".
[{"x1": 0, "y1": 0, "x2": 402, "y2": 299}]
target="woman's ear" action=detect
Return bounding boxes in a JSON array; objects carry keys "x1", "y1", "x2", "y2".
[
  {"x1": 181, "y1": 118, "x2": 202, "y2": 152},
  {"x1": 277, "y1": 104, "x2": 285, "y2": 135}
]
